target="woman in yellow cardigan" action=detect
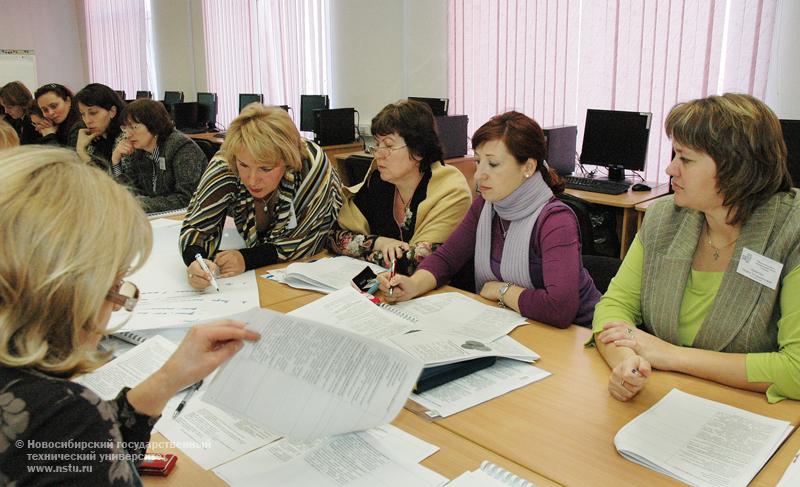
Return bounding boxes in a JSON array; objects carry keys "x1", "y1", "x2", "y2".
[
  {"x1": 329, "y1": 100, "x2": 472, "y2": 274},
  {"x1": 593, "y1": 93, "x2": 800, "y2": 403}
]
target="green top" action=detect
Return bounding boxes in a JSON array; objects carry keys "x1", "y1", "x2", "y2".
[{"x1": 593, "y1": 236, "x2": 800, "y2": 403}]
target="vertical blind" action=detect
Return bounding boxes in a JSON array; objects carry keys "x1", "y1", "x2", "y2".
[{"x1": 449, "y1": 0, "x2": 778, "y2": 183}]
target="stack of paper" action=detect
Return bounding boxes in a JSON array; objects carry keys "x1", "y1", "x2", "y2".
[
  {"x1": 263, "y1": 255, "x2": 386, "y2": 294},
  {"x1": 615, "y1": 389, "x2": 795, "y2": 487}
]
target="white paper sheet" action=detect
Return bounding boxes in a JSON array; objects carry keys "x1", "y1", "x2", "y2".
[
  {"x1": 74, "y1": 336, "x2": 177, "y2": 400},
  {"x1": 288, "y1": 288, "x2": 416, "y2": 340},
  {"x1": 263, "y1": 256, "x2": 386, "y2": 294},
  {"x1": 214, "y1": 428, "x2": 445, "y2": 487},
  {"x1": 411, "y1": 359, "x2": 551, "y2": 418},
  {"x1": 202, "y1": 307, "x2": 424, "y2": 442},
  {"x1": 777, "y1": 447, "x2": 800, "y2": 487},
  {"x1": 389, "y1": 331, "x2": 539, "y2": 367}
]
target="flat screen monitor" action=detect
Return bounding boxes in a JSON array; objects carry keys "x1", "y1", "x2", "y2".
[
  {"x1": 313, "y1": 108, "x2": 355, "y2": 146},
  {"x1": 115, "y1": 90, "x2": 126, "y2": 100},
  {"x1": 239, "y1": 93, "x2": 264, "y2": 113},
  {"x1": 135, "y1": 90, "x2": 152, "y2": 100},
  {"x1": 408, "y1": 97, "x2": 449, "y2": 116},
  {"x1": 164, "y1": 91, "x2": 184, "y2": 105},
  {"x1": 580, "y1": 109, "x2": 652, "y2": 181},
  {"x1": 197, "y1": 92, "x2": 218, "y2": 130},
  {"x1": 781, "y1": 119, "x2": 800, "y2": 188},
  {"x1": 300, "y1": 95, "x2": 329, "y2": 131}
]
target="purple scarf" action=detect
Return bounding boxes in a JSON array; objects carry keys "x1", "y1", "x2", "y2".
[{"x1": 474, "y1": 171, "x2": 553, "y2": 291}]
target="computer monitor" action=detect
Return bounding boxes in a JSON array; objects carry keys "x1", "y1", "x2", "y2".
[
  {"x1": 115, "y1": 90, "x2": 126, "y2": 100},
  {"x1": 238, "y1": 93, "x2": 264, "y2": 113},
  {"x1": 135, "y1": 90, "x2": 152, "y2": 100},
  {"x1": 781, "y1": 119, "x2": 800, "y2": 188},
  {"x1": 313, "y1": 108, "x2": 355, "y2": 146},
  {"x1": 579, "y1": 109, "x2": 652, "y2": 181},
  {"x1": 408, "y1": 97, "x2": 449, "y2": 116},
  {"x1": 164, "y1": 91, "x2": 184, "y2": 105},
  {"x1": 171, "y1": 102, "x2": 199, "y2": 130},
  {"x1": 300, "y1": 95, "x2": 329, "y2": 131},
  {"x1": 197, "y1": 92, "x2": 218, "y2": 130}
]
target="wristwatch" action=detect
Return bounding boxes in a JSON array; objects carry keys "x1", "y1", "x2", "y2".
[{"x1": 498, "y1": 282, "x2": 513, "y2": 308}]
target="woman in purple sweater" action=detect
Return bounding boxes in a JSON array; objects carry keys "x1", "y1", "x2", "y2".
[{"x1": 379, "y1": 111, "x2": 601, "y2": 328}]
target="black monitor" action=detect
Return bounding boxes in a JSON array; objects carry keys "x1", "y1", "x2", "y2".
[
  {"x1": 171, "y1": 102, "x2": 209, "y2": 133},
  {"x1": 164, "y1": 91, "x2": 184, "y2": 105},
  {"x1": 197, "y1": 92, "x2": 218, "y2": 130},
  {"x1": 580, "y1": 109, "x2": 652, "y2": 181},
  {"x1": 313, "y1": 108, "x2": 355, "y2": 146},
  {"x1": 115, "y1": 90, "x2": 126, "y2": 100},
  {"x1": 300, "y1": 95, "x2": 329, "y2": 131},
  {"x1": 135, "y1": 90, "x2": 152, "y2": 100},
  {"x1": 408, "y1": 97, "x2": 449, "y2": 116},
  {"x1": 782, "y1": 119, "x2": 800, "y2": 188},
  {"x1": 238, "y1": 93, "x2": 264, "y2": 113}
]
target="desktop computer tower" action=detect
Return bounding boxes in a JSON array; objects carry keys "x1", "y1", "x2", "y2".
[
  {"x1": 313, "y1": 108, "x2": 356, "y2": 146},
  {"x1": 543, "y1": 125, "x2": 577, "y2": 176},
  {"x1": 435, "y1": 115, "x2": 469, "y2": 159}
]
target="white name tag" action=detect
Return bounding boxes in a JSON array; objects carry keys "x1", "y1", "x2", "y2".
[
  {"x1": 736, "y1": 247, "x2": 783, "y2": 290},
  {"x1": 158, "y1": 157, "x2": 166, "y2": 171}
]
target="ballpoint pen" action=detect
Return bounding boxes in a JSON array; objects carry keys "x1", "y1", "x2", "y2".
[
  {"x1": 194, "y1": 253, "x2": 220, "y2": 292},
  {"x1": 173, "y1": 380, "x2": 203, "y2": 419},
  {"x1": 388, "y1": 259, "x2": 396, "y2": 297}
]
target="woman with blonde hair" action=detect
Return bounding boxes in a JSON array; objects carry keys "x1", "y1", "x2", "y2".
[
  {"x1": 180, "y1": 104, "x2": 343, "y2": 287},
  {"x1": 0, "y1": 146, "x2": 259, "y2": 484},
  {"x1": 0, "y1": 119, "x2": 20, "y2": 148}
]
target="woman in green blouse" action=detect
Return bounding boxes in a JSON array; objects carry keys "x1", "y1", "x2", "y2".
[{"x1": 593, "y1": 93, "x2": 800, "y2": 403}]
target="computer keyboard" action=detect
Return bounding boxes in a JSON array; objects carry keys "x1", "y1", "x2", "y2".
[{"x1": 564, "y1": 176, "x2": 630, "y2": 195}]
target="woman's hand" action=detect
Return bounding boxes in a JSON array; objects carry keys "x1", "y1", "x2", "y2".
[
  {"x1": 214, "y1": 250, "x2": 246, "y2": 278},
  {"x1": 377, "y1": 273, "x2": 417, "y2": 303},
  {"x1": 187, "y1": 258, "x2": 220, "y2": 289},
  {"x1": 608, "y1": 354, "x2": 651, "y2": 401},
  {"x1": 374, "y1": 237, "x2": 410, "y2": 266},
  {"x1": 76, "y1": 128, "x2": 98, "y2": 162},
  {"x1": 597, "y1": 322, "x2": 677, "y2": 370},
  {"x1": 112, "y1": 138, "x2": 134, "y2": 165},
  {"x1": 38, "y1": 118, "x2": 56, "y2": 136}
]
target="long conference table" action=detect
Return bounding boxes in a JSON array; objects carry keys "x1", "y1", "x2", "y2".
[{"x1": 145, "y1": 259, "x2": 800, "y2": 486}]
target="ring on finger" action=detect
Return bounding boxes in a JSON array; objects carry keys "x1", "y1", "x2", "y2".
[
  {"x1": 621, "y1": 378, "x2": 626, "y2": 387},
  {"x1": 626, "y1": 328, "x2": 633, "y2": 337},
  {"x1": 188, "y1": 273, "x2": 194, "y2": 279}
]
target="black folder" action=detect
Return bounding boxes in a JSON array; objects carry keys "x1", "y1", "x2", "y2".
[{"x1": 414, "y1": 356, "x2": 497, "y2": 393}]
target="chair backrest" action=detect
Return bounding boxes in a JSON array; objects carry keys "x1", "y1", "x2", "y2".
[
  {"x1": 582, "y1": 254, "x2": 622, "y2": 294},
  {"x1": 556, "y1": 192, "x2": 597, "y2": 255},
  {"x1": 193, "y1": 138, "x2": 219, "y2": 166}
]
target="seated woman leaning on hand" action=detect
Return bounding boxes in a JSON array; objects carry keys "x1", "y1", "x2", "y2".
[
  {"x1": 380, "y1": 111, "x2": 601, "y2": 328},
  {"x1": 180, "y1": 104, "x2": 343, "y2": 288},
  {"x1": 0, "y1": 146, "x2": 259, "y2": 485},
  {"x1": 112, "y1": 99, "x2": 206, "y2": 213},
  {"x1": 593, "y1": 93, "x2": 800, "y2": 403},
  {"x1": 0, "y1": 81, "x2": 41, "y2": 145},
  {"x1": 34, "y1": 83, "x2": 84, "y2": 147},
  {"x1": 74, "y1": 83, "x2": 127, "y2": 168},
  {"x1": 328, "y1": 99, "x2": 472, "y2": 274}
]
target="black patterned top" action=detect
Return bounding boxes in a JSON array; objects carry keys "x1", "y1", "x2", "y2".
[{"x1": 0, "y1": 366, "x2": 159, "y2": 486}]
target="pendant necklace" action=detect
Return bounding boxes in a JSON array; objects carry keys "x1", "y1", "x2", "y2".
[{"x1": 704, "y1": 222, "x2": 739, "y2": 261}]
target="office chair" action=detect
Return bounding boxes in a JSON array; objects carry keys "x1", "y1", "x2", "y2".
[
  {"x1": 164, "y1": 91, "x2": 184, "y2": 105},
  {"x1": 582, "y1": 254, "x2": 622, "y2": 294},
  {"x1": 192, "y1": 138, "x2": 219, "y2": 167},
  {"x1": 135, "y1": 90, "x2": 153, "y2": 100}
]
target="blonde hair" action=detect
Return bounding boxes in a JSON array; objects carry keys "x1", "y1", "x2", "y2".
[
  {"x1": 0, "y1": 120, "x2": 20, "y2": 148},
  {"x1": 0, "y1": 146, "x2": 152, "y2": 376},
  {"x1": 221, "y1": 104, "x2": 307, "y2": 174}
]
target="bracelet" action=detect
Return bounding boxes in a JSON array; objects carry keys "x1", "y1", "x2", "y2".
[{"x1": 498, "y1": 282, "x2": 513, "y2": 308}]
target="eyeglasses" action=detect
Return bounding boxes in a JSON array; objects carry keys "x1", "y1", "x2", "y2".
[
  {"x1": 366, "y1": 144, "x2": 407, "y2": 158},
  {"x1": 106, "y1": 280, "x2": 139, "y2": 312}
]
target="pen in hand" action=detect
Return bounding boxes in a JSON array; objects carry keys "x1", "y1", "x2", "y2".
[
  {"x1": 194, "y1": 253, "x2": 220, "y2": 292},
  {"x1": 388, "y1": 259, "x2": 396, "y2": 297},
  {"x1": 173, "y1": 380, "x2": 203, "y2": 419}
]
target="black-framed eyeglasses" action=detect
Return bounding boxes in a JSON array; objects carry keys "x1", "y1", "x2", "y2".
[
  {"x1": 366, "y1": 144, "x2": 407, "y2": 158},
  {"x1": 106, "y1": 281, "x2": 139, "y2": 312}
]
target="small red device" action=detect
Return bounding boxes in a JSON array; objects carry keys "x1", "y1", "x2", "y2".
[{"x1": 137, "y1": 453, "x2": 178, "y2": 476}]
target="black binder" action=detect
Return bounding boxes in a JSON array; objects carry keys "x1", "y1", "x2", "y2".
[{"x1": 414, "y1": 356, "x2": 497, "y2": 393}]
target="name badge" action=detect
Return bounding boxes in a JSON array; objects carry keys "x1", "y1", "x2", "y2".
[
  {"x1": 736, "y1": 247, "x2": 783, "y2": 290},
  {"x1": 158, "y1": 157, "x2": 166, "y2": 171}
]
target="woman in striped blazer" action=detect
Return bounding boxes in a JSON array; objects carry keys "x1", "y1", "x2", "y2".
[{"x1": 180, "y1": 104, "x2": 343, "y2": 288}]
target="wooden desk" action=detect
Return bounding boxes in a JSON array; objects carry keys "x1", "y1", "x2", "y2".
[
  {"x1": 429, "y1": 319, "x2": 800, "y2": 486},
  {"x1": 565, "y1": 183, "x2": 670, "y2": 258},
  {"x1": 634, "y1": 194, "x2": 668, "y2": 227}
]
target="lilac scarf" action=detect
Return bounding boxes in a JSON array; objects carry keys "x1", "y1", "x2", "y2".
[{"x1": 474, "y1": 171, "x2": 553, "y2": 291}]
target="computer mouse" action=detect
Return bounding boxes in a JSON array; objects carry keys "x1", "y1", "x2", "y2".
[{"x1": 631, "y1": 183, "x2": 651, "y2": 191}]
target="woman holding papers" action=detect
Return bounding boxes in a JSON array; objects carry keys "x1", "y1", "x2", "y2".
[
  {"x1": 34, "y1": 83, "x2": 84, "y2": 148},
  {"x1": 592, "y1": 94, "x2": 800, "y2": 403},
  {"x1": 181, "y1": 104, "x2": 342, "y2": 287},
  {"x1": 380, "y1": 111, "x2": 601, "y2": 328},
  {"x1": 0, "y1": 146, "x2": 259, "y2": 485},
  {"x1": 111, "y1": 99, "x2": 206, "y2": 213},
  {"x1": 329, "y1": 100, "x2": 472, "y2": 275}
]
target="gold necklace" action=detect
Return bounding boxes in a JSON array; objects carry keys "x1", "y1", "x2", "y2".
[{"x1": 704, "y1": 222, "x2": 739, "y2": 261}]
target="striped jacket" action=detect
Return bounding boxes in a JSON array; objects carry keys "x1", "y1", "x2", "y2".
[{"x1": 179, "y1": 139, "x2": 343, "y2": 269}]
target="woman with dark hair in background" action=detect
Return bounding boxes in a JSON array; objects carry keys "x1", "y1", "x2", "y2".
[
  {"x1": 329, "y1": 99, "x2": 472, "y2": 275},
  {"x1": 380, "y1": 111, "x2": 601, "y2": 328},
  {"x1": 74, "y1": 83, "x2": 126, "y2": 168},
  {"x1": 34, "y1": 83, "x2": 83, "y2": 147},
  {"x1": 112, "y1": 99, "x2": 205, "y2": 213},
  {"x1": 0, "y1": 81, "x2": 41, "y2": 145}
]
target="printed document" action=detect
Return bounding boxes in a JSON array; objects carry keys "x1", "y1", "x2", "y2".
[
  {"x1": 389, "y1": 331, "x2": 539, "y2": 367},
  {"x1": 264, "y1": 255, "x2": 386, "y2": 293},
  {"x1": 202, "y1": 307, "x2": 424, "y2": 441}
]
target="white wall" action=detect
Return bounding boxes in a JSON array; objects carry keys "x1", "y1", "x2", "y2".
[
  {"x1": 330, "y1": 0, "x2": 448, "y2": 130},
  {"x1": 0, "y1": 0, "x2": 87, "y2": 92},
  {"x1": 765, "y1": 0, "x2": 800, "y2": 119}
]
